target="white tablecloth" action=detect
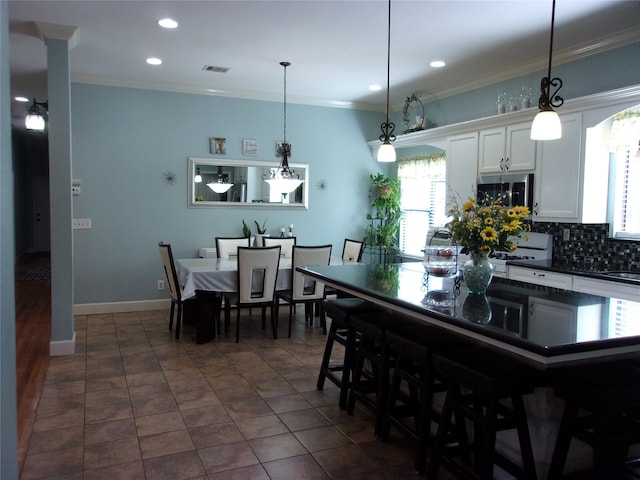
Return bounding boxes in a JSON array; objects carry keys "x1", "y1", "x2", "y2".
[{"x1": 176, "y1": 257, "x2": 346, "y2": 300}]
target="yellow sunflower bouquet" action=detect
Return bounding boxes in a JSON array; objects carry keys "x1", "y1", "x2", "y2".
[{"x1": 446, "y1": 195, "x2": 530, "y2": 255}]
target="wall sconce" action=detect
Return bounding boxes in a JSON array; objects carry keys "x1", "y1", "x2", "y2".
[{"x1": 25, "y1": 98, "x2": 48, "y2": 131}]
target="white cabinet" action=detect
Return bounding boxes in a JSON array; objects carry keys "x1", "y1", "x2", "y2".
[
  {"x1": 508, "y1": 266, "x2": 573, "y2": 290},
  {"x1": 446, "y1": 132, "x2": 478, "y2": 210},
  {"x1": 572, "y1": 276, "x2": 640, "y2": 302},
  {"x1": 478, "y1": 123, "x2": 536, "y2": 174},
  {"x1": 532, "y1": 113, "x2": 583, "y2": 221}
]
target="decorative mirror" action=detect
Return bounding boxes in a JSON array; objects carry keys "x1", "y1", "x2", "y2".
[{"x1": 188, "y1": 157, "x2": 309, "y2": 209}]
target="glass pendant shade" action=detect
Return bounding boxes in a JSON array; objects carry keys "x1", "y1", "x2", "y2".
[
  {"x1": 377, "y1": 141, "x2": 396, "y2": 163},
  {"x1": 194, "y1": 168, "x2": 202, "y2": 183},
  {"x1": 531, "y1": 110, "x2": 562, "y2": 140},
  {"x1": 265, "y1": 177, "x2": 303, "y2": 194},
  {"x1": 25, "y1": 113, "x2": 45, "y2": 131},
  {"x1": 207, "y1": 182, "x2": 233, "y2": 194}
]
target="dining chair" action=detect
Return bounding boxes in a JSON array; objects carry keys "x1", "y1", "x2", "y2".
[
  {"x1": 158, "y1": 242, "x2": 192, "y2": 339},
  {"x1": 325, "y1": 238, "x2": 366, "y2": 299},
  {"x1": 263, "y1": 236, "x2": 296, "y2": 257},
  {"x1": 222, "y1": 246, "x2": 281, "y2": 343},
  {"x1": 215, "y1": 236, "x2": 250, "y2": 259},
  {"x1": 276, "y1": 244, "x2": 332, "y2": 337},
  {"x1": 342, "y1": 238, "x2": 365, "y2": 263}
]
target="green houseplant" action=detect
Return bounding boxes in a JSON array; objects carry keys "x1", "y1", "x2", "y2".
[{"x1": 364, "y1": 173, "x2": 402, "y2": 258}]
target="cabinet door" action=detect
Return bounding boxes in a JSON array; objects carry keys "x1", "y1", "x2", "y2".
[
  {"x1": 447, "y1": 132, "x2": 478, "y2": 210},
  {"x1": 572, "y1": 276, "x2": 640, "y2": 302},
  {"x1": 506, "y1": 122, "x2": 536, "y2": 171},
  {"x1": 528, "y1": 297, "x2": 577, "y2": 345},
  {"x1": 533, "y1": 113, "x2": 583, "y2": 221},
  {"x1": 478, "y1": 127, "x2": 506, "y2": 174},
  {"x1": 508, "y1": 266, "x2": 573, "y2": 289}
]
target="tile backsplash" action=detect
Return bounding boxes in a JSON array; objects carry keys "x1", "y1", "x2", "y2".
[{"x1": 531, "y1": 222, "x2": 639, "y2": 271}]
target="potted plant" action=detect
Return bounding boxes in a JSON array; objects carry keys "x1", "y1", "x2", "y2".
[
  {"x1": 254, "y1": 219, "x2": 270, "y2": 246},
  {"x1": 364, "y1": 173, "x2": 401, "y2": 262}
]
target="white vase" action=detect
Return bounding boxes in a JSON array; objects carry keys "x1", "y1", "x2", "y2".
[{"x1": 254, "y1": 234, "x2": 270, "y2": 247}]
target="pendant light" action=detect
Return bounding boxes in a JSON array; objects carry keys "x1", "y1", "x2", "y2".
[
  {"x1": 531, "y1": 0, "x2": 563, "y2": 141},
  {"x1": 194, "y1": 167, "x2": 202, "y2": 183},
  {"x1": 377, "y1": 0, "x2": 396, "y2": 162},
  {"x1": 25, "y1": 98, "x2": 48, "y2": 131},
  {"x1": 264, "y1": 61, "x2": 304, "y2": 194},
  {"x1": 207, "y1": 166, "x2": 233, "y2": 194}
]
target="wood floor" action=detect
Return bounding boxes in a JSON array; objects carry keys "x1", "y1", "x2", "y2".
[{"x1": 15, "y1": 253, "x2": 51, "y2": 476}]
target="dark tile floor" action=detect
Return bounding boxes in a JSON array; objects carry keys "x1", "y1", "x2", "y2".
[{"x1": 21, "y1": 308, "x2": 431, "y2": 479}]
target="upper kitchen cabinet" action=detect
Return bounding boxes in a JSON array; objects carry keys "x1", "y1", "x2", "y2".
[
  {"x1": 478, "y1": 122, "x2": 536, "y2": 174},
  {"x1": 447, "y1": 132, "x2": 479, "y2": 209},
  {"x1": 532, "y1": 113, "x2": 583, "y2": 221}
]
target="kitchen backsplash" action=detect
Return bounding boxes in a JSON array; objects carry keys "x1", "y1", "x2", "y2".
[{"x1": 531, "y1": 222, "x2": 639, "y2": 271}]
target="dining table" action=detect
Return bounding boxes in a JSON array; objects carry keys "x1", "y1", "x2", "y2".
[{"x1": 176, "y1": 256, "x2": 346, "y2": 343}]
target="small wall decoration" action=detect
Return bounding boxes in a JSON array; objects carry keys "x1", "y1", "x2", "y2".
[
  {"x1": 316, "y1": 179, "x2": 328, "y2": 191},
  {"x1": 209, "y1": 137, "x2": 227, "y2": 155},
  {"x1": 163, "y1": 171, "x2": 177, "y2": 185},
  {"x1": 243, "y1": 139, "x2": 258, "y2": 156}
]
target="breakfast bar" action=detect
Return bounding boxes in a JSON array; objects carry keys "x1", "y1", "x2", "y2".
[{"x1": 299, "y1": 261, "x2": 640, "y2": 369}]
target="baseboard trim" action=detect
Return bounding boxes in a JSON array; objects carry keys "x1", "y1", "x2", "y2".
[
  {"x1": 74, "y1": 299, "x2": 171, "y2": 316},
  {"x1": 50, "y1": 332, "x2": 76, "y2": 356}
]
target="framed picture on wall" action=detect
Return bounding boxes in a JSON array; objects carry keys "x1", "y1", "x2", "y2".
[
  {"x1": 243, "y1": 139, "x2": 258, "y2": 156},
  {"x1": 209, "y1": 137, "x2": 227, "y2": 155}
]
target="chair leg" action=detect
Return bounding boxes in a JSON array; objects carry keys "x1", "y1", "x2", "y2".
[
  {"x1": 288, "y1": 302, "x2": 294, "y2": 338},
  {"x1": 175, "y1": 302, "x2": 182, "y2": 339},
  {"x1": 548, "y1": 401, "x2": 579, "y2": 479},
  {"x1": 261, "y1": 306, "x2": 267, "y2": 329},
  {"x1": 271, "y1": 305, "x2": 278, "y2": 339},
  {"x1": 235, "y1": 305, "x2": 241, "y2": 343},
  {"x1": 317, "y1": 323, "x2": 336, "y2": 389},
  {"x1": 169, "y1": 301, "x2": 175, "y2": 332}
]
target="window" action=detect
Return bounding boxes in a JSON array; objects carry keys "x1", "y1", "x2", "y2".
[
  {"x1": 397, "y1": 152, "x2": 447, "y2": 257},
  {"x1": 608, "y1": 109, "x2": 640, "y2": 239}
]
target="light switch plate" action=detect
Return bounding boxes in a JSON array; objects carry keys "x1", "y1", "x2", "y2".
[{"x1": 72, "y1": 218, "x2": 92, "y2": 229}]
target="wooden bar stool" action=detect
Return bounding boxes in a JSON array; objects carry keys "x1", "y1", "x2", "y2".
[
  {"x1": 346, "y1": 311, "x2": 414, "y2": 437},
  {"x1": 427, "y1": 347, "x2": 539, "y2": 480},
  {"x1": 316, "y1": 298, "x2": 380, "y2": 409},
  {"x1": 547, "y1": 361, "x2": 640, "y2": 479},
  {"x1": 381, "y1": 325, "x2": 464, "y2": 474}
]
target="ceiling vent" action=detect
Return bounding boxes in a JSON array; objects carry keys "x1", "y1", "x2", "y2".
[{"x1": 202, "y1": 65, "x2": 230, "y2": 73}]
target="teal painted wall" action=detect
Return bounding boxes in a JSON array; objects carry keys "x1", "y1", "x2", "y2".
[{"x1": 70, "y1": 84, "x2": 385, "y2": 304}]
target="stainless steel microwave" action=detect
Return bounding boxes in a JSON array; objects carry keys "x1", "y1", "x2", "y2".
[{"x1": 476, "y1": 173, "x2": 533, "y2": 209}]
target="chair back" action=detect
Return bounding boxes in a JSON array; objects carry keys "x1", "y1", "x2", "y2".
[
  {"x1": 291, "y1": 244, "x2": 332, "y2": 301},
  {"x1": 342, "y1": 238, "x2": 365, "y2": 263},
  {"x1": 158, "y1": 243, "x2": 181, "y2": 302},
  {"x1": 215, "y1": 236, "x2": 250, "y2": 259},
  {"x1": 263, "y1": 236, "x2": 296, "y2": 257},
  {"x1": 237, "y1": 246, "x2": 281, "y2": 304}
]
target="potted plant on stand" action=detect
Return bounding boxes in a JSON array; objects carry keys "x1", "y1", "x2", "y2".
[{"x1": 364, "y1": 173, "x2": 401, "y2": 263}]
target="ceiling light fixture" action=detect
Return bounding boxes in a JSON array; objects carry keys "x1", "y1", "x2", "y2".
[
  {"x1": 264, "y1": 61, "x2": 304, "y2": 195},
  {"x1": 207, "y1": 166, "x2": 233, "y2": 194},
  {"x1": 531, "y1": 0, "x2": 563, "y2": 141},
  {"x1": 377, "y1": 0, "x2": 396, "y2": 163},
  {"x1": 194, "y1": 167, "x2": 202, "y2": 183},
  {"x1": 157, "y1": 18, "x2": 178, "y2": 29},
  {"x1": 25, "y1": 98, "x2": 48, "y2": 131},
  {"x1": 15, "y1": 96, "x2": 29, "y2": 102},
  {"x1": 146, "y1": 57, "x2": 162, "y2": 65},
  {"x1": 430, "y1": 60, "x2": 446, "y2": 68}
]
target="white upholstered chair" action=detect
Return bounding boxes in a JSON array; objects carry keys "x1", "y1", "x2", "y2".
[
  {"x1": 263, "y1": 236, "x2": 296, "y2": 257},
  {"x1": 275, "y1": 244, "x2": 332, "y2": 337},
  {"x1": 223, "y1": 246, "x2": 281, "y2": 342},
  {"x1": 215, "y1": 236, "x2": 250, "y2": 259},
  {"x1": 158, "y1": 242, "x2": 191, "y2": 339}
]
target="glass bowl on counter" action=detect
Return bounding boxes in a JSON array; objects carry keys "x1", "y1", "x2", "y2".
[
  {"x1": 423, "y1": 261, "x2": 458, "y2": 277},
  {"x1": 423, "y1": 246, "x2": 457, "y2": 261}
]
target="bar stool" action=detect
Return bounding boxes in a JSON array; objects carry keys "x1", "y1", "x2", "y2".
[
  {"x1": 316, "y1": 298, "x2": 381, "y2": 409},
  {"x1": 547, "y1": 360, "x2": 640, "y2": 479},
  {"x1": 381, "y1": 325, "x2": 465, "y2": 475},
  {"x1": 346, "y1": 311, "x2": 415, "y2": 437},
  {"x1": 427, "y1": 347, "x2": 539, "y2": 480}
]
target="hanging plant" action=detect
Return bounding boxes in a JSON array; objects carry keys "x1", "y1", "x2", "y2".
[{"x1": 402, "y1": 93, "x2": 425, "y2": 134}]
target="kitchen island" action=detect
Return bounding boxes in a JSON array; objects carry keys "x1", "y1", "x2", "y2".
[
  {"x1": 300, "y1": 262, "x2": 640, "y2": 476},
  {"x1": 300, "y1": 261, "x2": 640, "y2": 369}
]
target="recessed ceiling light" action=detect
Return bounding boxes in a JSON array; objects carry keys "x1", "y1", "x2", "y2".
[
  {"x1": 158, "y1": 18, "x2": 178, "y2": 29},
  {"x1": 15, "y1": 96, "x2": 29, "y2": 102},
  {"x1": 146, "y1": 57, "x2": 162, "y2": 66},
  {"x1": 430, "y1": 60, "x2": 446, "y2": 68},
  {"x1": 369, "y1": 84, "x2": 382, "y2": 91}
]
